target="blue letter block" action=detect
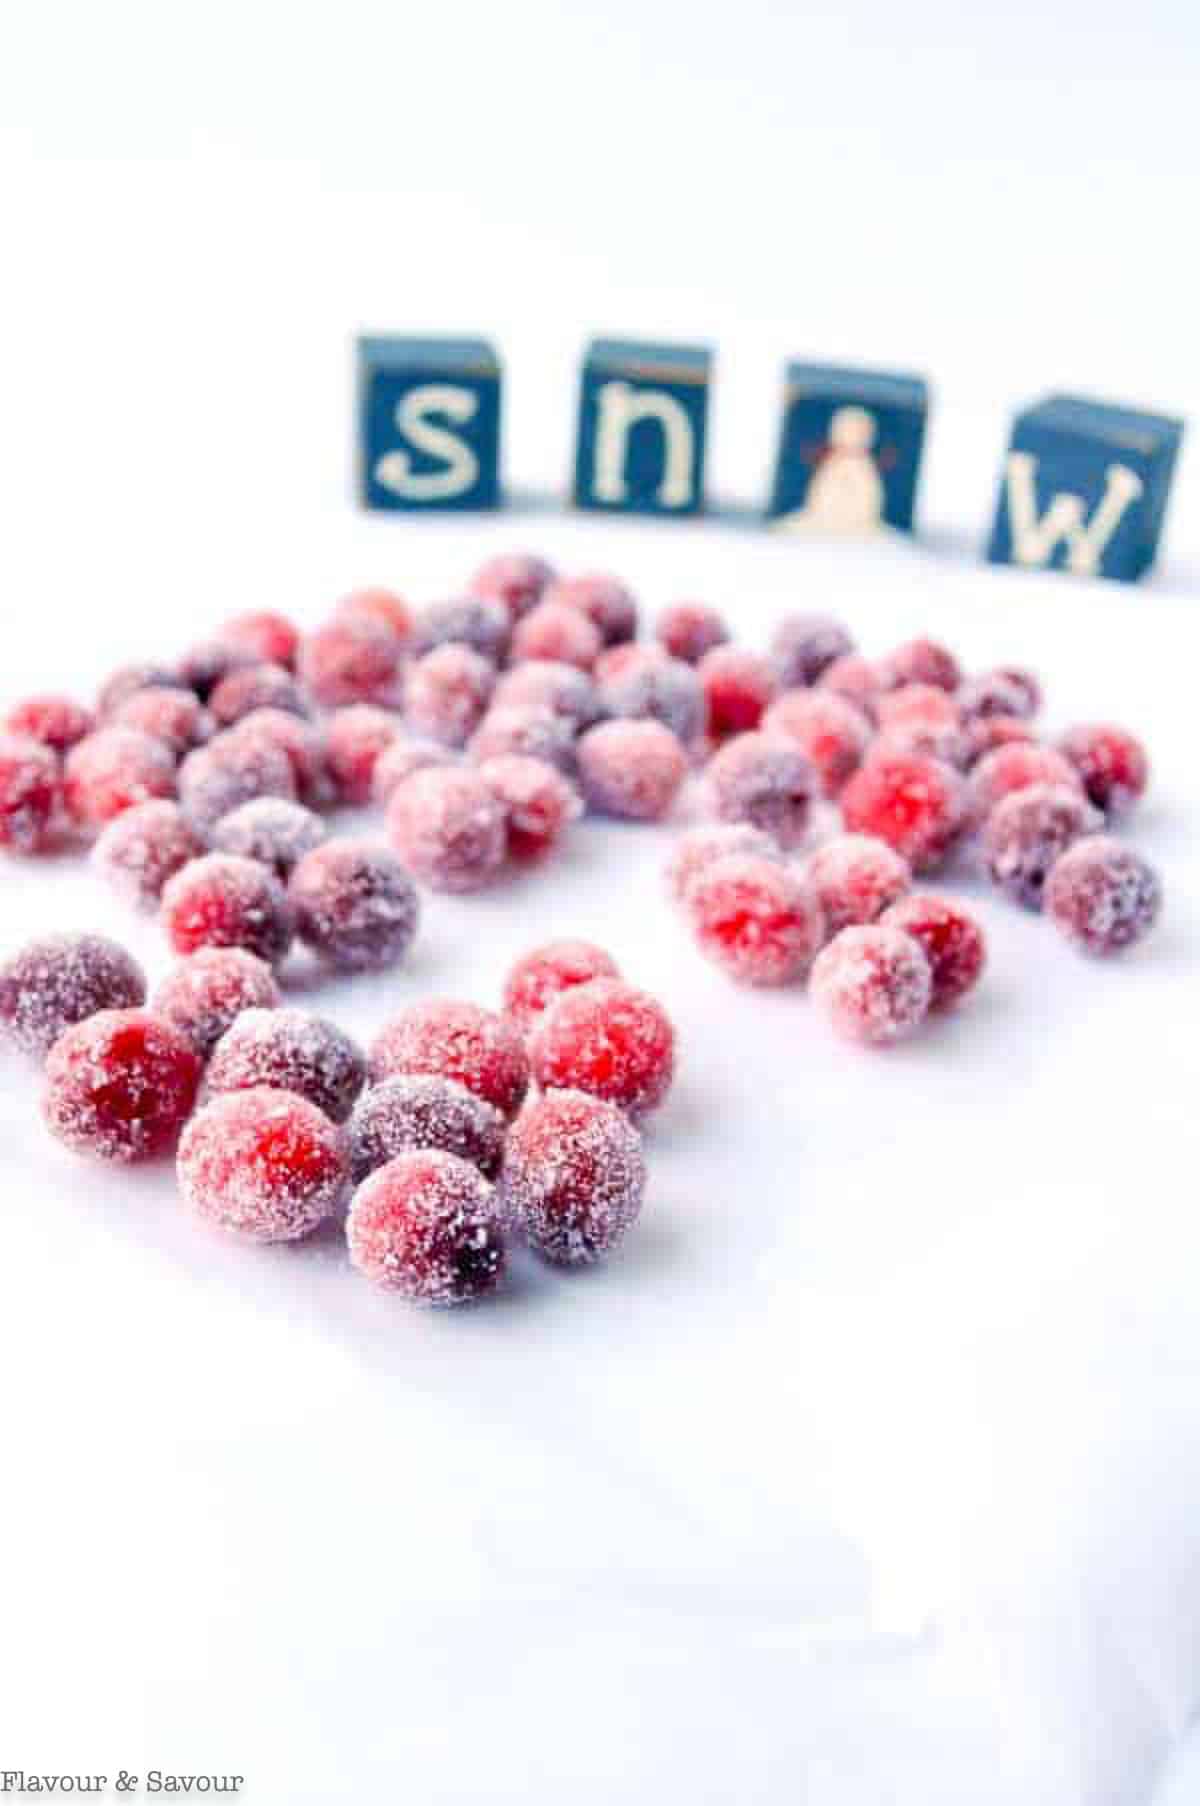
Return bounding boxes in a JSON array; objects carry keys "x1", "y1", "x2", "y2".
[
  {"x1": 357, "y1": 335, "x2": 501, "y2": 512},
  {"x1": 987, "y1": 394, "x2": 1183, "y2": 583},
  {"x1": 767, "y1": 363, "x2": 928, "y2": 535},
  {"x1": 574, "y1": 338, "x2": 711, "y2": 516}
]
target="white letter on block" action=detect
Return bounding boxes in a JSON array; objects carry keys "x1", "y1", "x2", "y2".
[
  {"x1": 1005, "y1": 452, "x2": 1143, "y2": 575},
  {"x1": 592, "y1": 380, "x2": 695, "y2": 508},
  {"x1": 374, "y1": 384, "x2": 480, "y2": 501}
]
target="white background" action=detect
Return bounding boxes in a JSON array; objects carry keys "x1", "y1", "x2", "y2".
[{"x1": 1, "y1": 3, "x2": 1199, "y2": 1801}]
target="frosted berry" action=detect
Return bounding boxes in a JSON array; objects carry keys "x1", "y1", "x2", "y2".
[
  {"x1": 963, "y1": 714, "x2": 1036, "y2": 768},
  {"x1": 162, "y1": 852, "x2": 294, "y2": 966},
  {"x1": 880, "y1": 893, "x2": 986, "y2": 1010},
  {"x1": 404, "y1": 643, "x2": 495, "y2": 748},
  {"x1": 208, "y1": 1007, "x2": 366, "y2": 1123},
  {"x1": 818, "y1": 653, "x2": 884, "y2": 721},
  {"x1": 810, "y1": 925, "x2": 932, "y2": 1046},
  {"x1": 97, "y1": 664, "x2": 178, "y2": 716},
  {"x1": 656, "y1": 600, "x2": 729, "y2": 664},
  {"x1": 0, "y1": 734, "x2": 60, "y2": 852},
  {"x1": 687, "y1": 853, "x2": 824, "y2": 987},
  {"x1": 874, "y1": 684, "x2": 966, "y2": 768},
  {"x1": 529, "y1": 979, "x2": 674, "y2": 1119},
  {"x1": 411, "y1": 595, "x2": 511, "y2": 665},
  {"x1": 664, "y1": 823, "x2": 783, "y2": 905},
  {"x1": 1045, "y1": 835, "x2": 1162, "y2": 955},
  {"x1": 468, "y1": 702, "x2": 577, "y2": 773},
  {"x1": 491, "y1": 659, "x2": 602, "y2": 732},
  {"x1": 348, "y1": 1074, "x2": 506, "y2": 1183},
  {"x1": 510, "y1": 600, "x2": 602, "y2": 671},
  {"x1": 346, "y1": 1150, "x2": 505, "y2": 1303},
  {"x1": 761, "y1": 689, "x2": 871, "y2": 797},
  {"x1": 543, "y1": 573, "x2": 637, "y2": 646},
  {"x1": 477, "y1": 753, "x2": 581, "y2": 862},
  {"x1": 1057, "y1": 723, "x2": 1149, "y2": 820},
  {"x1": 576, "y1": 719, "x2": 687, "y2": 822},
  {"x1": 209, "y1": 661, "x2": 309, "y2": 728},
  {"x1": 468, "y1": 552, "x2": 555, "y2": 620},
  {"x1": 44, "y1": 1008, "x2": 201, "y2": 1161},
  {"x1": 840, "y1": 750, "x2": 965, "y2": 873},
  {"x1": 386, "y1": 766, "x2": 505, "y2": 892},
  {"x1": 94, "y1": 799, "x2": 207, "y2": 907},
  {"x1": 5, "y1": 694, "x2": 94, "y2": 754},
  {"x1": 299, "y1": 618, "x2": 402, "y2": 708},
  {"x1": 219, "y1": 610, "x2": 300, "y2": 670},
  {"x1": 697, "y1": 646, "x2": 777, "y2": 740},
  {"x1": 152, "y1": 948, "x2": 280, "y2": 1059},
  {"x1": 177, "y1": 730, "x2": 297, "y2": 833},
  {"x1": 174, "y1": 640, "x2": 258, "y2": 700},
  {"x1": 804, "y1": 833, "x2": 911, "y2": 936},
  {"x1": 981, "y1": 783, "x2": 1100, "y2": 909},
  {"x1": 324, "y1": 705, "x2": 401, "y2": 804},
  {"x1": 333, "y1": 587, "x2": 413, "y2": 644},
  {"x1": 178, "y1": 1086, "x2": 347, "y2": 1243},
  {"x1": 502, "y1": 940, "x2": 622, "y2": 1036},
  {"x1": 212, "y1": 796, "x2": 326, "y2": 879},
  {"x1": 597, "y1": 650, "x2": 707, "y2": 748},
  {"x1": 770, "y1": 614, "x2": 855, "y2": 688},
  {"x1": 371, "y1": 737, "x2": 452, "y2": 806},
  {"x1": 229, "y1": 709, "x2": 332, "y2": 811},
  {"x1": 502, "y1": 1089, "x2": 645, "y2": 1267},
  {"x1": 879, "y1": 638, "x2": 961, "y2": 692},
  {"x1": 1, "y1": 933, "x2": 146, "y2": 1059},
  {"x1": 968, "y1": 742, "x2": 1082, "y2": 825},
  {"x1": 706, "y1": 731, "x2": 816, "y2": 850},
  {"x1": 371, "y1": 999, "x2": 529, "y2": 1120},
  {"x1": 957, "y1": 670, "x2": 1035, "y2": 724},
  {"x1": 64, "y1": 727, "x2": 176, "y2": 831},
  {"x1": 112, "y1": 685, "x2": 212, "y2": 756},
  {"x1": 592, "y1": 643, "x2": 647, "y2": 684},
  {"x1": 289, "y1": 838, "x2": 419, "y2": 973}
]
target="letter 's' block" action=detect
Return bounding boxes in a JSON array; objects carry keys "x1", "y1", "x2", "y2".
[
  {"x1": 357, "y1": 335, "x2": 501, "y2": 511},
  {"x1": 574, "y1": 338, "x2": 711, "y2": 516},
  {"x1": 767, "y1": 363, "x2": 928, "y2": 535},
  {"x1": 987, "y1": 394, "x2": 1183, "y2": 583}
]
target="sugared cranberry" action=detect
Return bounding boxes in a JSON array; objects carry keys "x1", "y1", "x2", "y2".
[
  {"x1": 804, "y1": 833, "x2": 911, "y2": 936},
  {"x1": 529, "y1": 979, "x2": 674, "y2": 1119},
  {"x1": 386, "y1": 766, "x2": 506, "y2": 893},
  {"x1": 209, "y1": 662, "x2": 309, "y2": 728},
  {"x1": 687, "y1": 853, "x2": 824, "y2": 986},
  {"x1": 229, "y1": 709, "x2": 332, "y2": 811},
  {"x1": 655, "y1": 601, "x2": 729, "y2": 664},
  {"x1": 957, "y1": 671, "x2": 1035, "y2": 724},
  {"x1": 162, "y1": 852, "x2": 294, "y2": 965},
  {"x1": 880, "y1": 893, "x2": 986, "y2": 1010},
  {"x1": 0, "y1": 734, "x2": 61, "y2": 851},
  {"x1": 371, "y1": 737, "x2": 452, "y2": 806},
  {"x1": 770, "y1": 614, "x2": 855, "y2": 688},
  {"x1": 477, "y1": 753, "x2": 581, "y2": 862},
  {"x1": 597, "y1": 651, "x2": 707, "y2": 748},
  {"x1": 178, "y1": 1087, "x2": 347, "y2": 1243},
  {"x1": 818, "y1": 653, "x2": 884, "y2": 721},
  {"x1": 174, "y1": 641, "x2": 258, "y2": 700},
  {"x1": 968, "y1": 743, "x2": 1082, "y2": 825},
  {"x1": 63, "y1": 727, "x2": 176, "y2": 831},
  {"x1": 348, "y1": 1074, "x2": 506, "y2": 1183},
  {"x1": 501, "y1": 1089, "x2": 646, "y2": 1266},
  {"x1": 177, "y1": 730, "x2": 297, "y2": 833},
  {"x1": 97, "y1": 664, "x2": 178, "y2": 716},
  {"x1": 981, "y1": 783, "x2": 1100, "y2": 909},
  {"x1": 1045, "y1": 835, "x2": 1162, "y2": 955},
  {"x1": 346, "y1": 1150, "x2": 505, "y2": 1302},
  {"x1": 510, "y1": 600, "x2": 603, "y2": 671},
  {"x1": 1, "y1": 933, "x2": 146, "y2": 1059},
  {"x1": 502, "y1": 940, "x2": 622, "y2": 1037},
  {"x1": 874, "y1": 684, "x2": 966, "y2": 767},
  {"x1": 152, "y1": 948, "x2": 280, "y2": 1059},
  {"x1": 543, "y1": 573, "x2": 637, "y2": 646},
  {"x1": 810, "y1": 925, "x2": 932, "y2": 1046},
  {"x1": 576, "y1": 719, "x2": 687, "y2": 822},
  {"x1": 219, "y1": 610, "x2": 301, "y2": 670},
  {"x1": 468, "y1": 553, "x2": 555, "y2": 621},
  {"x1": 44, "y1": 1008, "x2": 200, "y2": 1161},
  {"x1": 289, "y1": 838, "x2": 419, "y2": 973},
  {"x1": 706, "y1": 731, "x2": 816, "y2": 850},
  {"x1": 491, "y1": 659, "x2": 602, "y2": 731},
  {"x1": 410, "y1": 596, "x2": 511, "y2": 665},
  {"x1": 664, "y1": 823, "x2": 783, "y2": 905},
  {"x1": 469, "y1": 702, "x2": 576, "y2": 773},
  {"x1": 207, "y1": 1007, "x2": 366, "y2": 1123},
  {"x1": 4, "y1": 695, "x2": 94, "y2": 754},
  {"x1": 840, "y1": 750, "x2": 965, "y2": 873},
  {"x1": 323, "y1": 705, "x2": 401, "y2": 804},
  {"x1": 299, "y1": 618, "x2": 402, "y2": 708},
  {"x1": 94, "y1": 799, "x2": 207, "y2": 907},
  {"x1": 404, "y1": 643, "x2": 495, "y2": 748},
  {"x1": 112, "y1": 685, "x2": 212, "y2": 756},
  {"x1": 963, "y1": 715, "x2": 1036, "y2": 768},
  {"x1": 879, "y1": 638, "x2": 961, "y2": 692},
  {"x1": 333, "y1": 587, "x2": 413, "y2": 643},
  {"x1": 371, "y1": 1000, "x2": 529, "y2": 1120},
  {"x1": 761, "y1": 689, "x2": 872, "y2": 797},
  {"x1": 696, "y1": 646, "x2": 777, "y2": 740},
  {"x1": 1057, "y1": 723, "x2": 1149, "y2": 820},
  {"x1": 212, "y1": 796, "x2": 326, "y2": 879}
]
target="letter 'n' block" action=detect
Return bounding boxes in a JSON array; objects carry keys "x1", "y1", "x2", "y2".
[
  {"x1": 767, "y1": 363, "x2": 928, "y2": 535},
  {"x1": 574, "y1": 338, "x2": 711, "y2": 516},
  {"x1": 987, "y1": 395, "x2": 1183, "y2": 583},
  {"x1": 357, "y1": 336, "x2": 501, "y2": 511}
]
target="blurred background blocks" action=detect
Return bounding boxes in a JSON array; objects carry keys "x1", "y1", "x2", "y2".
[
  {"x1": 574, "y1": 339, "x2": 711, "y2": 516},
  {"x1": 768, "y1": 363, "x2": 929, "y2": 535},
  {"x1": 358, "y1": 336, "x2": 501, "y2": 511}
]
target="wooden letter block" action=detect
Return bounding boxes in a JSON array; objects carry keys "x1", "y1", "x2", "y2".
[
  {"x1": 574, "y1": 338, "x2": 711, "y2": 516},
  {"x1": 768, "y1": 363, "x2": 929, "y2": 535},
  {"x1": 357, "y1": 336, "x2": 501, "y2": 512}
]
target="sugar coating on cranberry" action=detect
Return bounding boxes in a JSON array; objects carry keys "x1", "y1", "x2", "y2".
[
  {"x1": 404, "y1": 643, "x2": 495, "y2": 748},
  {"x1": 1045, "y1": 835, "x2": 1162, "y2": 955},
  {"x1": 5, "y1": 695, "x2": 94, "y2": 754},
  {"x1": 177, "y1": 731, "x2": 297, "y2": 833},
  {"x1": 371, "y1": 999, "x2": 529, "y2": 1120},
  {"x1": 968, "y1": 742, "x2": 1082, "y2": 825},
  {"x1": 209, "y1": 662, "x2": 309, "y2": 728},
  {"x1": 387, "y1": 766, "x2": 505, "y2": 893},
  {"x1": 0, "y1": 734, "x2": 61, "y2": 852},
  {"x1": 879, "y1": 638, "x2": 961, "y2": 693},
  {"x1": 543, "y1": 573, "x2": 637, "y2": 646},
  {"x1": 44, "y1": 1008, "x2": 201, "y2": 1161},
  {"x1": 762, "y1": 689, "x2": 871, "y2": 798},
  {"x1": 323, "y1": 705, "x2": 401, "y2": 804},
  {"x1": 963, "y1": 714, "x2": 1036, "y2": 768},
  {"x1": 874, "y1": 684, "x2": 965, "y2": 765},
  {"x1": 299, "y1": 618, "x2": 402, "y2": 708},
  {"x1": 219, "y1": 610, "x2": 301, "y2": 670},
  {"x1": 97, "y1": 664, "x2": 179, "y2": 716},
  {"x1": 687, "y1": 853, "x2": 825, "y2": 987},
  {"x1": 981, "y1": 783, "x2": 1100, "y2": 909},
  {"x1": 289, "y1": 837, "x2": 419, "y2": 973},
  {"x1": 112, "y1": 685, "x2": 213, "y2": 756},
  {"x1": 810, "y1": 925, "x2": 932, "y2": 1045},
  {"x1": 804, "y1": 833, "x2": 911, "y2": 936},
  {"x1": 212, "y1": 796, "x2": 326, "y2": 879},
  {"x1": 411, "y1": 595, "x2": 511, "y2": 665},
  {"x1": 469, "y1": 702, "x2": 577, "y2": 773},
  {"x1": 152, "y1": 947, "x2": 280, "y2": 1059},
  {"x1": 207, "y1": 1007, "x2": 366, "y2": 1123},
  {"x1": 664, "y1": 823, "x2": 783, "y2": 905},
  {"x1": 956, "y1": 671, "x2": 1035, "y2": 724},
  {"x1": 597, "y1": 651, "x2": 707, "y2": 748},
  {"x1": 529, "y1": 979, "x2": 674, "y2": 1118},
  {"x1": 697, "y1": 646, "x2": 777, "y2": 740},
  {"x1": 346, "y1": 1150, "x2": 505, "y2": 1303},
  {"x1": 502, "y1": 1088, "x2": 646, "y2": 1267},
  {"x1": 230, "y1": 709, "x2": 332, "y2": 811},
  {"x1": 880, "y1": 893, "x2": 986, "y2": 1011},
  {"x1": 1, "y1": 933, "x2": 146, "y2": 1060},
  {"x1": 656, "y1": 601, "x2": 729, "y2": 665},
  {"x1": 576, "y1": 719, "x2": 687, "y2": 822},
  {"x1": 348, "y1": 1074, "x2": 506, "y2": 1183},
  {"x1": 64, "y1": 727, "x2": 176, "y2": 831},
  {"x1": 469, "y1": 552, "x2": 555, "y2": 620},
  {"x1": 510, "y1": 600, "x2": 602, "y2": 671},
  {"x1": 477, "y1": 753, "x2": 581, "y2": 862},
  {"x1": 840, "y1": 750, "x2": 965, "y2": 873},
  {"x1": 178, "y1": 1086, "x2": 347, "y2": 1243},
  {"x1": 818, "y1": 653, "x2": 884, "y2": 721},
  {"x1": 706, "y1": 731, "x2": 816, "y2": 851},
  {"x1": 491, "y1": 659, "x2": 602, "y2": 731},
  {"x1": 770, "y1": 614, "x2": 855, "y2": 688},
  {"x1": 94, "y1": 799, "x2": 207, "y2": 907},
  {"x1": 502, "y1": 940, "x2": 622, "y2": 1037},
  {"x1": 1057, "y1": 723, "x2": 1149, "y2": 820},
  {"x1": 162, "y1": 852, "x2": 294, "y2": 966},
  {"x1": 333, "y1": 587, "x2": 414, "y2": 643},
  {"x1": 371, "y1": 736, "x2": 452, "y2": 805},
  {"x1": 175, "y1": 641, "x2": 259, "y2": 700}
]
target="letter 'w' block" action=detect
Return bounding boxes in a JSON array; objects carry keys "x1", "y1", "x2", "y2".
[
  {"x1": 987, "y1": 394, "x2": 1183, "y2": 583},
  {"x1": 574, "y1": 339, "x2": 712, "y2": 517},
  {"x1": 357, "y1": 336, "x2": 502, "y2": 511}
]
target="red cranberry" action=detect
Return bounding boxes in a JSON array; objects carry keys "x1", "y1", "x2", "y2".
[
  {"x1": 207, "y1": 1007, "x2": 366, "y2": 1123},
  {"x1": 162, "y1": 852, "x2": 294, "y2": 966},
  {"x1": 1, "y1": 933, "x2": 146, "y2": 1059},
  {"x1": 44, "y1": 1009, "x2": 200, "y2": 1161},
  {"x1": 178, "y1": 1087, "x2": 347, "y2": 1243},
  {"x1": 371, "y1": 1000, "x2": 529, "y2": 1120},
  {"x1": 501, "y1": 1089, "x2": 646, "y2": 1266},
  {"x1": 152, "y1": 948, "x2": 280, "y2": 1059},
  {"x1": 346, "y1": 1150, "x2": 505, "y2": 1302},
  {"x1": 529, "y1": 979, "x2": 674, "y2": 1118}
]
